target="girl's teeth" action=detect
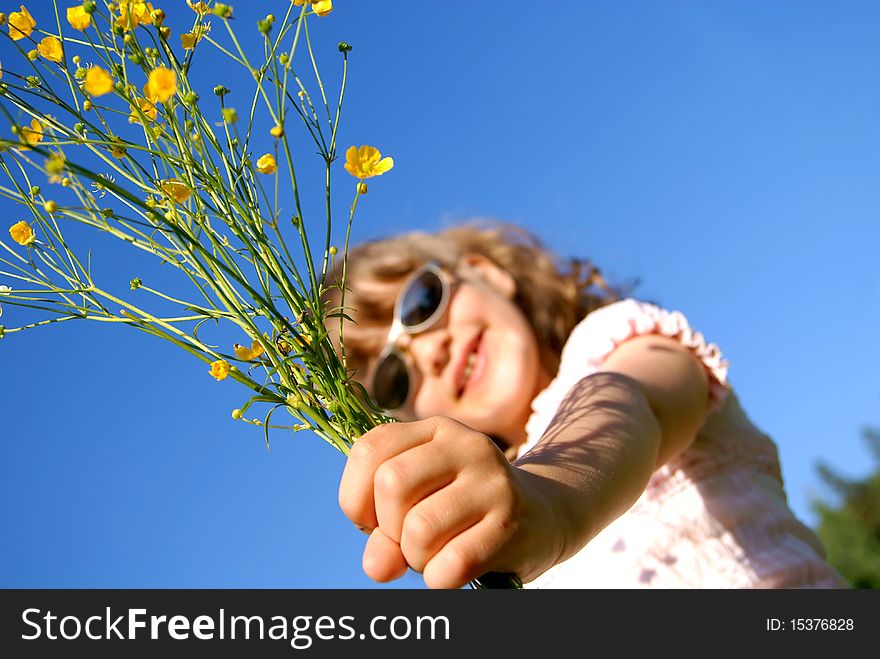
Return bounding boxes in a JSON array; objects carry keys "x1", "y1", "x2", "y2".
[{"x1": 461, "y1": 352, "x2": 476, "y2": 390}]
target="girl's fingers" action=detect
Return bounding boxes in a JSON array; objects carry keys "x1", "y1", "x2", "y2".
[
  {"x1": 372, "y1": 438, "x2": 463, "y2": 543},
  {"x1": 362, "y1": 527, "x2": 410, "y2": 583},
  {"x1": 421, "y1": 515, "x2": 514, "y2": 589},
  {"x1": 397, "y1": 477, "x2": 487, "y2": 574},
  {"x1": 338, "y1": 418, "x2": 440, "y2": 531}
]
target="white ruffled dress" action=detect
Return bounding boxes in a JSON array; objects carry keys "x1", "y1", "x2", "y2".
[{"x1": 517, "y1": 298, "x2": 846, "y2": 588}]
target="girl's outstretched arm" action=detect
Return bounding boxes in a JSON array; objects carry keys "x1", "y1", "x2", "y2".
[
  {"x1": 338, "y1": 334, "x2": 711, "y2": 587},
  {"x1": 514, "y1": 333, "x2": 711, "y2": 569}
]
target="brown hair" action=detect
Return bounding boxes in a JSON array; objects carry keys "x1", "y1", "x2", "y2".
[{"x1": 322, "y1": 219, "x2": 626, "y2": 382}]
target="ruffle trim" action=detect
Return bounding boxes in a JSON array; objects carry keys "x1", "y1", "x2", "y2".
[{"x1": 566, "y1": 298, "x2": 730, "y2": 410}]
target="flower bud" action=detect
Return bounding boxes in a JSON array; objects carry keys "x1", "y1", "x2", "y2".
[
  {"x1": 83, "y1": 100, "x2": 93, "y2": 111},
  {"x1": 182, "y1": 92, "x2": 199, "y2": 105},
  {"x1": 123, "y1": 33, "x2": 134, "y2": 45},
  {"x1": 29, "y1": 185, "x2": 41, "y2": 197},
  {"x1": 338, "y1": 42, "x2": 352, "y2": 53},
  {"x1": 150, "y1": 9, "x2": 165, "y2": 26},
  {"x1": 270, "y1": 124, "x2": 284, "y2": 138},
  {"x1": 0, "y1": 13, "x2": 6, "y2": 26},
  {"x1": 213, "y1": 85, "x2": 229, "y2": 97},
  {"x1": 27, "y1": 50, "x2": 39, "y2": 61},
  {"x1": 213, "y1": 3, "x2": 233, "y2": 18},
  {"x1": 357, "y1": 182, "x2": 368, "y2": 195},
  {"x1": 61, "y1": 177, "x2": 71, "y2": 187},
  {"x1": 328, "y1": 245, "x2": 338, "y2": 256},
  {"x1": 221, "y1": 107, "x2": 238, "y2": 124},
  {"x1": 83, "y1": 1, "x2": 97, "y2": 13},
  {"x1": 159, "y1": 26, "x2": 171, "y2": 40},
  {"x1": 129, "y1": 277, "x2": 142, "y2": 290},
  {"x1": 231, "y1": 409, "x2": 243, "y2": 420},
  {"x1": 43, "y1": 200, "x2": 58, "y2": 213}
]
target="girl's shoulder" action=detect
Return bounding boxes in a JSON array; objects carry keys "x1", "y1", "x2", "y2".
[{"x1": 562, "y1": 298, "x2": 730, "y2": 408}]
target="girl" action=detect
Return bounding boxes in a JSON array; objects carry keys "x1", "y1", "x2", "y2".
[{"x1": 324, "y1": 221, "x2": 846, "y2": 589}]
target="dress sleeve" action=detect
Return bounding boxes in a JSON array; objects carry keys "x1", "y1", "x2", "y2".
[
  {"x1": 522, "y1": 298, "x2": 731, "y2": 452},
  {"x1": 563, "y1": 298, "x2": 730, "y2": 409}
]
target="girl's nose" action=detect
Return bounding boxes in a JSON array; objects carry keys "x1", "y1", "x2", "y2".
[{"x1": 397, "y1": 329, "x2": 451, "y2": 377}]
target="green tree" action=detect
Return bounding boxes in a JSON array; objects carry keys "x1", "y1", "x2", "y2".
[{"x1": 812, "y1": 426, "x2": 880, "y2": 588}]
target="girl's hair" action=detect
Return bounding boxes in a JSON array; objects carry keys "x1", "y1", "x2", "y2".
[{"x1": 323, "y1": 219, "x2": 626, "y2": 379}]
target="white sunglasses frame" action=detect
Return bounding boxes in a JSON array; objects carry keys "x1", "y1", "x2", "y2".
[{"x1": 369, "y1": 261, "x2": 454, "y2": 414}]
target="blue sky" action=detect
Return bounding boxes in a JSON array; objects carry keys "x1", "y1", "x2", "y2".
[{"x1": 1, "y1": 1, "x2": 878, "y2": 588}]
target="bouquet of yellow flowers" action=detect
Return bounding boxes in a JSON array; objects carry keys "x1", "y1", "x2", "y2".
[{"x1": 0, "y1": 0, "x2": 517, "y2": 589}]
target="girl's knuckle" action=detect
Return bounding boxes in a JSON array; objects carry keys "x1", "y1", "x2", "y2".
[
  {"x1": 402, "y1": 509, "x2": 436, "y2": 549},
  {"x1": 374, "y1": 460, "x2": 407, "y2": 497}
]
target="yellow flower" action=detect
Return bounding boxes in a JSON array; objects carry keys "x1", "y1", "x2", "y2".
[
  {"x1": 37, "y1": 36, "x2": 64, "y2": 63},
  {"x1": 344, "y1": 145, "x2": 394, "y2": 180},
  {"x1": 146, "y1": 66, "x2": 176, "y2": 103},
  {"x1": 293, "y1": 0, "x2": 332, "y2": 16},
  {"x1": 180, "y1": 31, "x2": 200, "y2": 50},
  {"x1": 209, "y1": 359, "x2": 230, "y2": 381},
  {"x1": 8, "y1": 6, "x2": 36, "y2": 41},
  {"x1": 187, "y1": 0, "x2": 211, "y2": 15},
  {"x1": 9, "y1": 220, "x2": 36, "y2": 246},
  {"x1": 109, "y1": 139, "x2": 127, "y2": 158},
  {"x1": 116, "y1": 2, "x2": 154, "y2": 30},
  {"x1": 83, "y1": 66, "x2": 114, "y2": 96},
  {"x1": 233, "y1": 339, "x2": 265, "y2": 361},
  {"x1": 161, "y1": 179, "x2": 191, "y2": 204},
  {"x1": 256, "y1": 153, "x2": 277, "y2": 175},
  {"x1": 313, "y1": 0, "x2": 333, "y2": 16},
  {"x1": 45, "y1": 152, "x2": 66, "y2": 183},
  {"x1": 128, "y1": 97, "x2": 157, "y2": 124},
  {"x1": 18, "y1": 119, "x2": 43, "y2": 149},
  {"x1": 66, "y1": 5, "x2": 91, "y2": 31}
]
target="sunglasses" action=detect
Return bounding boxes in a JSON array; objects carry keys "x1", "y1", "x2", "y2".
[{"x1": 369, "y1": 262, "x2": 454, "y2": 413}]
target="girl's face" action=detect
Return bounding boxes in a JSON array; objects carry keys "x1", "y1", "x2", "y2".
[{"x1": 368, "y1": 255, "x2": 552, "y2": 452}]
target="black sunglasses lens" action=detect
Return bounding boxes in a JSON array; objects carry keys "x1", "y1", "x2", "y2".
[
  {"x1": 372, "y1": 352, "x2": 410, "y2": 410},
  {"x1": 399, "y1": 269, "x2": 444, "y2": 327}
]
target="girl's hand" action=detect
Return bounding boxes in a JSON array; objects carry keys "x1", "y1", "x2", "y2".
[{"x1": 338, "y1": 416, "x2": 562, "y2": 588}]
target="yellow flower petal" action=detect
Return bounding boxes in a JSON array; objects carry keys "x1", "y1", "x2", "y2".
[
  {"x1": 146, "y1": 66, "x2": 176, "y2": 103},
  {"x1": 313, "y1": 0, "x2": 333, "y2": 17},
  {"x1": 9, "y1": 220, "x2": 36, "y2": 246},
  {"x1": 18, "y1": 118, "x2": 43, "y2": 150},
  {"x1": 161, "y1": 179, "x2": 191, "y2": 204},
  {"x1": 9, "y1": 6, "x2": 36, "y2": 41},
  {"x1": 83, "y1": 66, "x2": 114, "y2": 96},
  {"x1": 66, "y1": 6, "x2": 92, "y2": 31},
  {"x1": 293, "y1": 0, "x2": 332, "y2": 14},
  {"x1": 209, "y1": 359, "x2": 230, "y2": 381},
  {"x1": 187, "y1": 0, "x2": 212, "y2": 15},
  {"x1": 116, "y1": 2, "x2": 155, "y2": 30},
  {"x1": 233, "y1": 339, "x2": 265, "y2": 361},
  {"x1": 37, "y1": 36, "x2": 64, "y2": 63},
  {"x1": 180, "y1": 32, "x2": 197, "y2": 50},
  {"x1": 256, "y1": 153, "x2": 277, "y2": 175},
  {"x1": 128, "y1": 97, "x2": 158, "y2": 124},
  {"x1": 344, "y1": 145, "x2": 395, "y2": 180}
]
